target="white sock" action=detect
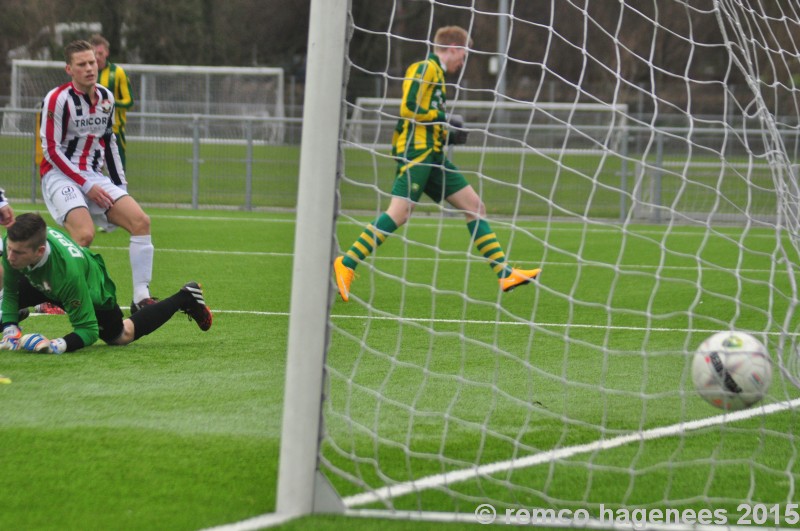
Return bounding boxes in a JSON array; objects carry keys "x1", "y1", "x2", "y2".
[{"x1": 130, "y1": 235, "x2": 154, "y2": 302}]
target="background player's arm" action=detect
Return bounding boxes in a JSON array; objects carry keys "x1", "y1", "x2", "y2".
[{"x1": 114, "y1": 68, "x2": 134, "y2": 109}]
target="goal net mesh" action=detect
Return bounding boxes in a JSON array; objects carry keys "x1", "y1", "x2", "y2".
[{"x1": 323, "y1": 0, "x2": 800, "y2": 525}]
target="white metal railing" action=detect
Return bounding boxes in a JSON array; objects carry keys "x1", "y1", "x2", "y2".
[{"x1": 1, "y1": 105, "x2": 793, "y2": 221}]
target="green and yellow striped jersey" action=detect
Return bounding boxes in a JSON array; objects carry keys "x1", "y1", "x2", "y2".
[
  {"x1": 392, "y1": 53, "x2": 448, "y2": 158},
  {"x1": 98, "y1": 62, "x2": 133, "y2": 135}
]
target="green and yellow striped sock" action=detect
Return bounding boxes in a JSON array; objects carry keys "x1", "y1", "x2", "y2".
[
  {"x1": 467, "y1": 219, "x2": 512, "y2": 279},
  {"x1": 342, "y1": 213, "x2": 398, "y2": 269}
]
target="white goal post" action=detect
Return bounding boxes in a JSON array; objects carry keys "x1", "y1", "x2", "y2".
[{"x1": 269, "y1": 1, "x2": 800, "y2": 530}]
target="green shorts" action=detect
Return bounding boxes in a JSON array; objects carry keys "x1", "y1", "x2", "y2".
[{"x1": 390, "y1": 150, "x2": 470, "y2": 203}]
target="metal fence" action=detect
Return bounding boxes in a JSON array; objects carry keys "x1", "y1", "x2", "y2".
[
  {"x1": 1, "y1": 107, "x2": 304, "y2": 211},
  {"x1": 0, "y1": 105, "x2": 791, "y2": 223}
]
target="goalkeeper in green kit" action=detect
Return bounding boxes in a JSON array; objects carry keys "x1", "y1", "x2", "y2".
[
  {"x1": 0, "y1": 213, "x2": 211, "y2": 354},
  {"x1": 334, "y1": 26, "x2": 541, "y2": 302}
]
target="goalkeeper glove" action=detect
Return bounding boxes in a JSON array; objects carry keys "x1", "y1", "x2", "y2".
[
  {"x1": 446, "y1": 114, "x2": 469, "y2": 145},
  {"x1": 0, "y1": 325, "x2": 22, "y2": 351},
  {"x1": 19, "y1": 334, "x2": 66, "y2": 354}
]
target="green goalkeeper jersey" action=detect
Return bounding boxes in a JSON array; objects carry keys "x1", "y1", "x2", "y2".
[{"x1": 1, "y1": 228, "x2": 117, "y2": 346}]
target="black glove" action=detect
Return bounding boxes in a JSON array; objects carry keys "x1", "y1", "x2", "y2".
[{"x1": 447, "y1": 114, "x2": 469, "y2": 145}]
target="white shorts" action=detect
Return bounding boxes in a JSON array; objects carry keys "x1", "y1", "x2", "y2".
[{"x1": 41, "y1": 170, "x2": 129, "y2": 232}]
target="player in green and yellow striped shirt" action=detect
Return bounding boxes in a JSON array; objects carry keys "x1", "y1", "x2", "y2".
[
  {"x1": 92, "y1": 34, "x2": 133, "y2": 171},
  {"x1": 334, "y1": 26, "x2": 541, "y2": 302}
]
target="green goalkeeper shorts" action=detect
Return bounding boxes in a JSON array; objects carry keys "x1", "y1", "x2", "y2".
[{"x1": 390, "y1": 149, "x2": 470, "y2": 203}]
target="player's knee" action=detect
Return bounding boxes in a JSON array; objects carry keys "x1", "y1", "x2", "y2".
[
  {"x1": 73, "y1": 229, "x2": 95, "y2": 247},
  {"x1": 112, "y1": 320, "x2": 135, "y2": 345},
  {"x1": 128, "y1": 212, "x2": 151, "y2": 235},
  {"x1": 392, "y1": 210, "x2": 411, "y2": 227},
  {"x1": 386, "y1": 202, "x2": 413, "y2": 227},
  {"x1": 64, "y1": 210, "x2": 95, "y2": 246},
  {"x1": 467, "y1": 194, "x2": 486, "y2": 219}
]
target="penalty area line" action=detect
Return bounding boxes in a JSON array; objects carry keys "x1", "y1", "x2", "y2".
[
  {"x1": 169, "y1": 309, "x2": 797, "y2": 338},
  {"x1": 342, "y1": 397, "x2": 800, "y2": 508}
]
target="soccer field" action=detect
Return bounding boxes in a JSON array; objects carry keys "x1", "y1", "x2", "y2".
[{"x1": 0, "y1": 207, "x2": 798, "y2": 530}]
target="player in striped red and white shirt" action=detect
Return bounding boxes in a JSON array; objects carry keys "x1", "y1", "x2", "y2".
[{"x1": 39, "y1": 39, "x2": 157, "y2": 314}]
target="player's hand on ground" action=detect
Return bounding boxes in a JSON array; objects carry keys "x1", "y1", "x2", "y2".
[
  {"x1": 0, "y1": 325, "x2": 22, "y2": 351},
  {"x1": 20, "y1": 334, "x2": 66, "y2": 354}
]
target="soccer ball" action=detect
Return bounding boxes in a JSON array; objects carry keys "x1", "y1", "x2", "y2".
[{"x1": 691, "y1": 331, "x2": 772, "y2": 411}]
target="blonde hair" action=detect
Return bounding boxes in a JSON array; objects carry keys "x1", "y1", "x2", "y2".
[{"x1": 433, "y1": 26, "x2": 472, "y2": 52}]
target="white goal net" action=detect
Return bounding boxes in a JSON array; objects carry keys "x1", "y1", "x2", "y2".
[{"x1": 280, "y1": 1, "x2": 800, "y2": 529}]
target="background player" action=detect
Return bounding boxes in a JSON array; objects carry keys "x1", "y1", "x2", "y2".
[
  {"x1": 0, "y1": 213, "x2": 211, "y2": 354},
  {"x1": 91, "y1": 34, "x2": 133, "y2": 171},
  {"x1": 334, "y1": 26, "x2": 541, "y2": 302},
  {"x1": 39, "y1": 39, "x2": 157, "y2": 314}
]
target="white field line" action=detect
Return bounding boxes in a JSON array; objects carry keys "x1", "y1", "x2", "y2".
[
  {"x1": 90, "y1": 245, "x2": 782, "y2": 276},
  {"x1": 144, "y1": 309, "x2": 790, "y2": 339},
  {"x1": 144, "y1": 212, "x2": 782, "y2": 240},
  {"x1": 49, "y1": 307, "x2": 778, "y2": 337},
  {"x1": 198, "y1": 512, "x2": 297, "y2": 531},
  {"x1": 91, "y1": 246, "x2": 289, "y2": 258},
  {"x1": 343, "y1": 397, "x2": 800, "y2": 508}
]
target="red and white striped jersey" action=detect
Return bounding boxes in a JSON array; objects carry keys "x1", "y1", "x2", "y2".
[{"x1": 39, "y1": 82, "x2": 125, "y2": 189}]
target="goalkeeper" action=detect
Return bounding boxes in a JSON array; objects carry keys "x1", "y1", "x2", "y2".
[
  {"x1": 334, "y1": 26, "x2": 541, "y2": 302},
  {"x1": 0, "y1": 213, "x2": 212, "y2": 354}
]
